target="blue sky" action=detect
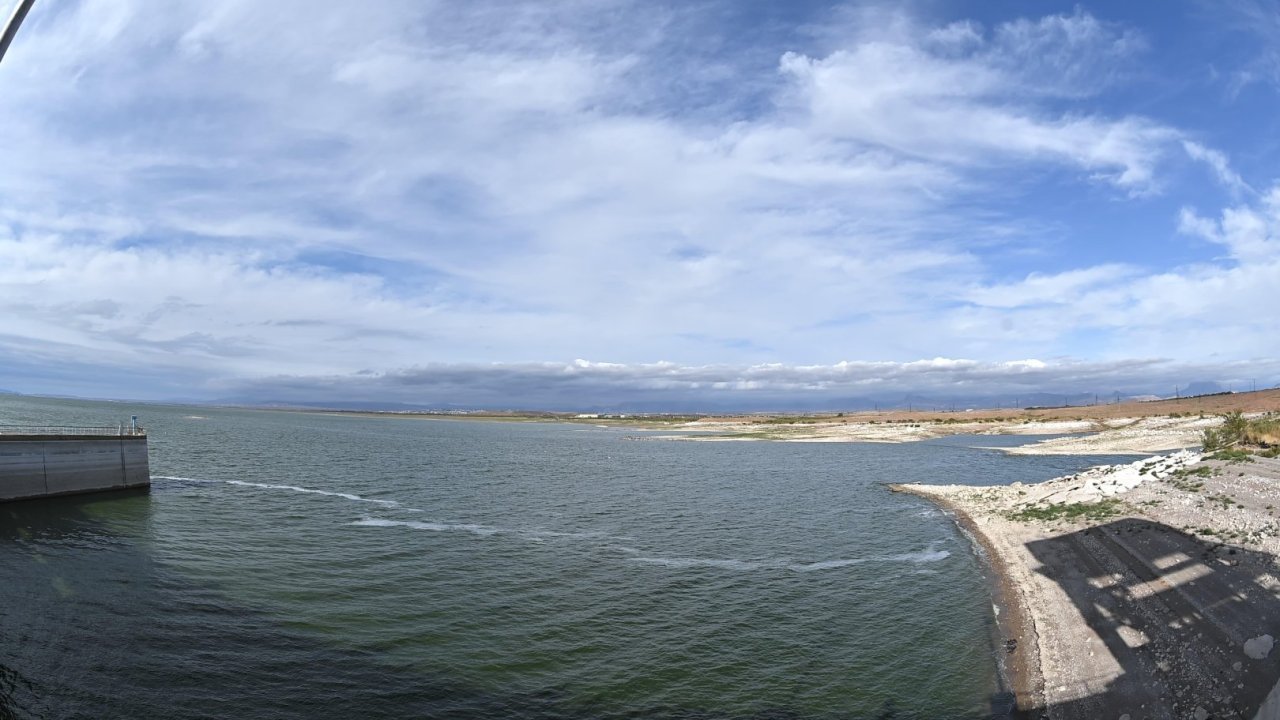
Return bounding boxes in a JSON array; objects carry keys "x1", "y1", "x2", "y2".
[{"x1": 1, "y1": 0, "x2": 1278, "y2": 409}]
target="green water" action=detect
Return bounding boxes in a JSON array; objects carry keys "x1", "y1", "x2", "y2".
[{"x1": 0, "y1": 396, "x2": 1136, "y2": 719}]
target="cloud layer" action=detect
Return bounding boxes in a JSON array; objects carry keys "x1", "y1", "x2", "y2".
[
  {"x1": 223, "y1": 357, "x2": 1280, "y2": 412},
  {"x1": 0, "y1": 1, "x2": 1276, "y2": 406}
]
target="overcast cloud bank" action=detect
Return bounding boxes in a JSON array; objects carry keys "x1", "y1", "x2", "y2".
[{"x1": 218, "y1": 358, "x2": 1280, "y2": 412}]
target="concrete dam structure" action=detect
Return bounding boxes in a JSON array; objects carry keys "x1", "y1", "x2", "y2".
[{"x1": 0, "y1": 424, "x2": 150, "y2": 501}]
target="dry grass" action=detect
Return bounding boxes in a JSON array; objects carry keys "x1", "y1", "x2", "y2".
[
  {"x1": 1203, "y1": 411, "x2": 1280, "y2": 451},
  {"x1": 715, "y1": 388, "x2": 1280, "y2": 425},
  {"x1": 1244, "y1": 417, "x2": 1280, "y2": 446}
]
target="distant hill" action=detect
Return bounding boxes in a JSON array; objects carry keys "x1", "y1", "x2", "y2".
[
  {"x1": 224, "y1": 399, "x2": 457, "y2": 413},
  {"x1": 1180, "y1": 381, "x2": 1227, "y2": 397}
]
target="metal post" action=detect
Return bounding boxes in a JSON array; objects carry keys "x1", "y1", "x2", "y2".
[{"x1": 0, "y1": 0, "x2": 36, "y2": 67}]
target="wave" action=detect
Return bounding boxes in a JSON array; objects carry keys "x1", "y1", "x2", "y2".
[
  {"x1": 350, "y1": 518, "x2": 639, "y2": 543},
  {"x1": 225, "y1": 480, "x2": 402, "y2": 507},
  {"x1": 628, "y1": 557, "x2": 763, "y2": 571},
  {"x1": 153, "y1": 475, "x2": 217, "y2": 483},
  {"x1": 630, "y1": 546, "x2": 951, "y2": 573},
  {"x1": 350, "y1": 518, "x2": 499, "y2": 536},
  {"x1": 153, "y1": 475, "x2": 403, "y2": 507},
  {"x1": 894, "y1": 549, "x2": 951, "y2": 563},
  {"x1": 158, "y1": 474, "x2": 951, "y2": 571}
]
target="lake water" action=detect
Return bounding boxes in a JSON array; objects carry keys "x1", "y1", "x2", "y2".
[{"x1": 0, "y1": 396, "x2": 1138, "y2": 719}]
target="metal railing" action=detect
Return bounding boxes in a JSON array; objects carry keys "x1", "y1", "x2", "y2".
[{"x1": 0, "y1": 424, "x2": 146, "y2": 437}]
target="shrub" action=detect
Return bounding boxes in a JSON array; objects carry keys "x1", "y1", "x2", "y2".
[
  {"x1": 1208, "y1": 448, "x2": 1254, "y2": 464},
  {"x1": 1202, "y1": 411, "x2": 1248, "y2": 451},
  {"x1": 1203, "y1": 412, "x2": 1280, "y2": 453},
  {"x1": 1007, "y1": 499, "x2": 1123, "y2": 523}
]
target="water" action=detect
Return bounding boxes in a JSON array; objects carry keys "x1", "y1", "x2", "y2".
[{"x1": 0, "y1": 396, "x2": 1140, "y2": 719}]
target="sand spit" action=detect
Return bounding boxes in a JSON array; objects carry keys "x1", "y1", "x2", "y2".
[
  {"x1": 893, "y1": 452, "x2": 1280, "y2": 719},
  {"x1": 664, "y1": 414, "x2": 1225, "y2": 455}
]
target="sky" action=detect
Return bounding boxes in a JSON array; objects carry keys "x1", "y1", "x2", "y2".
[{"x1": 1, "y1": 0, "x2": 1278, "y2": 410}]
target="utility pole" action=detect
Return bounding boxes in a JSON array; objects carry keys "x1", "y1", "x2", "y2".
[{"x1": 0, "y1": 0, "x2": 36, "y2": 66}]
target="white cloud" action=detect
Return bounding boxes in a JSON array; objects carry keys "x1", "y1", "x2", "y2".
[
  {"x1": 967, "y1": 265, "x2": 1137, "y2": 309},
  {"x1": 954, "y1": 187, "x2": 1280, "y2": 362},
  {"x1": 778, "y1": 9, "x2": 1175, "y2": 193},
  {"x1": 1179, "y1": 185, "x2": 1280, "y2": 261},
  {"x1": 0, "y1": 2, "x2": 1272, "y2": 403},
  {"x1": 987, "y1": 9, "x2": 1147, "y2": 97},
  {"x1": 1181, "y1": 140, "x2": 1251, "y2": 194}
]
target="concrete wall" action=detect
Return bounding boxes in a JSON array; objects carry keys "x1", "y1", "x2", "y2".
[{"x1": 0, "y1": 436, "x2": 150, "y2": 501}]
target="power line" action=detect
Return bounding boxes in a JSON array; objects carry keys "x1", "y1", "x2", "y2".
[{"x1": 0, "y1": 0, "x2": 37, "y2": 67}]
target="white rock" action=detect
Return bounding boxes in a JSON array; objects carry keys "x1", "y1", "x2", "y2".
[
  {"x1": 1194, "y1": 707, "x2": 1208, "y2": 720},
  {"x1": 1244, "y1": 634, "x2": 1275, "y2": 660}
]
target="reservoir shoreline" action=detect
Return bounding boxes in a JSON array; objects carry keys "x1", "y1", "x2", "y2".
[{"x1": 890, "y1": 483, "x2": 1043, "y2": 716}]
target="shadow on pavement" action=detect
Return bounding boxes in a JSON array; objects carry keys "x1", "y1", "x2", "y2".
[{"x1": 1019, "y1": 519, "x2": 1280, "y2": 719}]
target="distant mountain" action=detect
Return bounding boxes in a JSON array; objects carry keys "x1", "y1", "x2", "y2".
[
  {"x1": 222, "y1": 399, "x2": 459, "y2": 413},
  {"x1": 1179, "y1": 381, "x2": 1227, "y2": 397}
]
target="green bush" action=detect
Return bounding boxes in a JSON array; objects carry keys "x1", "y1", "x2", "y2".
[
  {"x1": 1007, "y1": 499, "x2": 1123, "y2": 523},
  {"x1": 1203, "y1": 412, "x2": 1280, "y2": 452},
  {"x1": 1202, "y1": 411, "x2": 1248, "y2": 451},
  {"x1": 1208, "y1": 448, "x2": 1254, "y2": 464}
]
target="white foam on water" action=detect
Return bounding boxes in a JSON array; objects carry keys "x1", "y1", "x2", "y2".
[
  {"x1": 350, "y1": 518, "x2": 499, "y2": 536},
  {"x1": 154, "y1": 475, "x2": 406, "y2": 508},
  {"x1": 893, "y1": 549, "x2": 951, "y2": 563},
  {"x1": 630, "y1": 544, "x2": 952, "y2": 574},
  {"x1": 224, "y1": 479, "x2": 401, "y2": 507},
  {"x1": 154, "y1": 475, "x2": 218, "y2": 483},
  {"x1": 628, "y1": 557, "x2": 762, "y2": 571},
  {"x1": 349, "y1": 512, "x2": 634, "y2": 545}
]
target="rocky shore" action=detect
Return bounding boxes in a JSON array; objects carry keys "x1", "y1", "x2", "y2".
[{"x1": 893, "y1": 452, "x2": 1280, "y2": 719}]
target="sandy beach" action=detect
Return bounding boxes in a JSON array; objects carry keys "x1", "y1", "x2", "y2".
[{"x1": 893, "y1": 451, "x2": 1280, "y2": 719}]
